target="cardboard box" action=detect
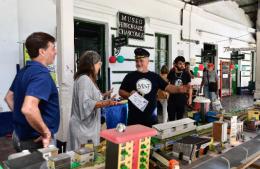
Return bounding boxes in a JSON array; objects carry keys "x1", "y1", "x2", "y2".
[{"x1": 213, "y1": 122, "x2": 228, "y2": 142}]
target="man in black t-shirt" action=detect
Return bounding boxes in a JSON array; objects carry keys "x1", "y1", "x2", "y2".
[
  {"x1": 119, "y1": 48, "x2": 191, "y2": 127},
  {"x1": 167, "y1": 56, "x2": 192, "y2": 121},
  {"x1": 185, "y1": 62, "x2": 194, "y2": 79}
]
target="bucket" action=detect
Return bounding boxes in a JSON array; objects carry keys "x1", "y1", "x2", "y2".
[
  {"x1": 193, "y1": 96, "x2": 210, "y2": 122},
  {"x1": 200, "y1": 102, "x2": 210, "y2": 122}
]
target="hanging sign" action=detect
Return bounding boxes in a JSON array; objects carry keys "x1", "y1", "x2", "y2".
[
  {"x1": 118, "y1": 12, "x2": 145, "y2": 40},
  {"x1": 113, "y1": 35, "x2": 128, "y2": 48},
  {"x1": 231, "y1": 52, "x2": 245, "y2": 60},
  {"x1": 224, "y1": 47, "x2": 256, "y2": 52}
]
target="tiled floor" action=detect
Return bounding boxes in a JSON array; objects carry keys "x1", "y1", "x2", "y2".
[
  {"x1": 0, "y1": 136, "x2": 16, "y2": 162},
  {"x1": 221, "y1": 94, "x2": 254, "y2": 113},
  {"x1": 157, "y1": 94, "x2": 254, "y2": 122}
]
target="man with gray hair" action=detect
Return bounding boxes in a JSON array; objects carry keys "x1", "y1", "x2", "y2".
[{"x1": 119, "y1": 48, "x2": 190, "y2": 127}]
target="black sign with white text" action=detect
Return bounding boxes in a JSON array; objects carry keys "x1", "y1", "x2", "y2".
[
  {"x1": 113, "y1": 35, "x2": 128, "y2": 48},
  {"x1": 118, "y1": 12, "x2": 145, "y2": 40},
  {"x1": 231, "y1": 51, "x2": 245, "y2": 60}
]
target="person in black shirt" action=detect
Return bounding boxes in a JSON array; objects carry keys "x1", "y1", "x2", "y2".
[
  {"x1": 167, "y1": 56, "x2": 192, "y2": 121},
  {"x1": 119, "y1": 48, "x2": 191, "y2": 127},
  {"x1": 185, "y1": 62, "x2": 194, "y2": 79}
]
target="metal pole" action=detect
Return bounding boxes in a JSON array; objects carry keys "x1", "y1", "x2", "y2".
[{"x1": 254, "y1": 1, "x2": 260, "y2": 100}]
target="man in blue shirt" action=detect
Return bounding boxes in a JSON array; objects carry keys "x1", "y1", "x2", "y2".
[{"x1": 4, "y1": 32, "x2": 60, "y2": 152}]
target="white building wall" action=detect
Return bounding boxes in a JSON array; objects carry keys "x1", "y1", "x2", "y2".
[
  {"x1": 0, "y1": 0, "x2": 56, "y2": 112},
  {"x1": 73, "y1": 0, "x2": 184, "y2": 95},
  {"x1": 200, "y1": 1, "x2": 253, "y2": 28},
  {"x1": 182, "y1": 4, "x2": 255, "y2": 59},
  {"x1": 0, "y1": 0, "x2": 256, "y2": 113},
  {"x1": 55, "y1": 0, "x2": 74, "y2": 143},
  {"x1": 17, "y1": 0, "x2": 56, "y2": 65},
  {"x1": 0, "y1": 0, "x2": 19, "y2": 112},
  {"x1": 180, "y1": 3, "x2": 255, "y2": 90}
]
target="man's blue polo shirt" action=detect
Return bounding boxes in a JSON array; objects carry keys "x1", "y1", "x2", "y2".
[{"x1": 10, "y1": 61, "x2": 60, "y2": 141}]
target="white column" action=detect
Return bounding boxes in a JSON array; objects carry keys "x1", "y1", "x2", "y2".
[
  {"x1": 254, "y1": 2, "x2": 260, "y2": 100},
  {"x1": 56, "y1": 0, "x2": 74, "y2": 142}
]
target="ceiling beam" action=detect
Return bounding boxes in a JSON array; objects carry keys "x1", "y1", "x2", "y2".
[
  {"x1": 246, "y1": 12, "x2": 257, "y2": 16},
  {"x1": 191, "y1": 0, "x2": 222, "y2": 6},
  {"x1": 246, "y1": 10, "x2": 257, "y2": 14},
  {"x1": 239, "y1": 1, "x2": 258, "y2": 8}
]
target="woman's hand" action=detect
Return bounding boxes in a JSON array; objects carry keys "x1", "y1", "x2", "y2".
[
  {"x1": 104, "y1": 94, "x2": 118, "y2": 107},
  {"x1": 103, "y1": 88, "x2": 114, "y2": 99},
  {"x1": 106, "y1": 99, "x2": 118, "y2": 106},
  {"x1": 96, "y1": 94, "x2": 118, "y2": 108}
]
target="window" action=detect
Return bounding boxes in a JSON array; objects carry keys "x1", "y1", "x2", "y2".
[{"x1": 155, "y1": 34, "x2": 169, "y2": 74}]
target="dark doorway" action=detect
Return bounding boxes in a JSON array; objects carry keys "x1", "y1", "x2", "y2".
[
  {"x1": 202, "y1": 43, "x2": 216, "y2": 64},
  {"x1": 231, "y1": 59, "x2": 238, "y2": 95},
  {"x1": 155, "y1": 33, "x2": 169, "y2": 74},
  {"x1": 74, "y1": 20, "x2": 106, "y2": 91}
]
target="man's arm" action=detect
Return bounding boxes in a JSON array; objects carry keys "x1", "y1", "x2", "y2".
[
  {"x1": 200, "y1": 76, "x2": 205, "y2": 93},
  {"x1": 119, "y1": 89, "x2": 136, "y2": 99},
  {"x1": 216, "y1": 75, "x2": 219, "y2": 97},
  {"x1": 188, "y1": 82, "x2": 193, "y2": 105},
  {"x1": 188, "y1": 70, "x2": 195, "y2": 79},
  {"x1": 119, "y1": 72, "x2": 134, "y2": 99},
  {"x1": 165, "y1": 84, "x2": 190, "y2": 94},
  {"x1": 21, "y1": 96, "x2": 51, "y2": 147},
  {"x1": 4, "y1": 90, "x2": 14, "y2": 111}
]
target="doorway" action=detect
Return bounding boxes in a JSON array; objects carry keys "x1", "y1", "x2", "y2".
[
  {"x1": 74, "y1": 20, "x2": 106, "y2": 91},
  {"x1": 155, "y1": 33, "x2": 169, "y2": 74},
  {"x1": 202, "y1": 43, "x2": 216, "y2": 64},
  {"x1": 231, "y1": 59, "x2": 238, "y2": 95},
  {"x1": 220, "y1": 61, "x2": 232, "y2": 97}
]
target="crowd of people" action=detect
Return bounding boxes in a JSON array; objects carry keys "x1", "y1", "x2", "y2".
[{"x1": 4, "y1": 32, "x2": 218, "y2": 153}]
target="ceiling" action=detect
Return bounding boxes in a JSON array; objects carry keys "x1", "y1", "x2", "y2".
[
  {"x1": 187, "y1": 0, "x2": 258, "y2": 28},
  {"x1": 234, "y1": 0, "x2": 258, "y2": 28}
]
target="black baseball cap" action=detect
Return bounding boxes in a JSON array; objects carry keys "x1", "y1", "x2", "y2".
[{"x1": 134, "y1": 48, "x2": 150, "y2": 59}]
